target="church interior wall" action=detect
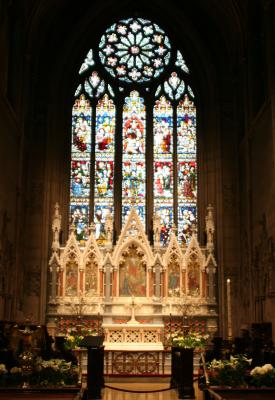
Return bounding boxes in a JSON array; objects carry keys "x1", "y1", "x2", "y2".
[{"x1": 0, "y1": 0, "x2": 274, "y2": 341}]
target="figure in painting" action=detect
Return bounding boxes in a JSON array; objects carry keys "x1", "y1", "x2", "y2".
[
  {"x1": 65, "y1": 262, "x2": 78, "y2": 296},
  {"x1": 123, "y1": 116, "x2": 144, "y2": 154},
  {"x1": 188, "y1": 262, "x2": 200, "y2": 296},
  {"x1": 119, "y1": 245, "x2": 146, "y2": 296},
  {"x1": 73, "y1": 115, "x2": 91, "y2": 153},
  {"x1": 71, "y1": 205, "x2": 89, "y2": 241}
]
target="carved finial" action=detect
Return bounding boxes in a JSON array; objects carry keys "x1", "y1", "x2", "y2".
[
  {"x1": 69, "y1": 223, "x2": 76, "y2": 235},
  {"x1": 172, "y1": 223, "x2": 177, "y2": 235},
  {"x1": 153, "y1": 212, "x2": 161, "y2": 249},
  {"x1": 206, "y1": 204, "x2": 215, "y2": 252},
  {"x1": 191, "y1": 224, "x2": 196, "y2": 236},
  {"x1": 105, "y1": 210, "x2": 113, "y2": 248},
  {"x1": 52, "y1": 202, "x2": 61, "y2": 251},
  {"x1": 89, "y1": 222, "x2": 96, "y2": 235}
]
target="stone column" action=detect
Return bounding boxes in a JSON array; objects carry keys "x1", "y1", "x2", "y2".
[{"x1": 104, "y1": 262, "x2": 112, "y2": 302}]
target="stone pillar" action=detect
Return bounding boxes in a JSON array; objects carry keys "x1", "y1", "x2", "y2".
[
  {"x1": 206, "y1": 263, "x2": 216, "y2": 302},
  {"x1": 154, "y1": 263, "x2": 162, "y2": 298},
  {"x1": 104, "y1": 263, "x2": 112, "y2": 302},
  {"x1": 49, "y1": 262, "x2": 58, "y2": 301}
]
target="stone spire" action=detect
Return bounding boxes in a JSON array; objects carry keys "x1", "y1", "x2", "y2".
[
  {"x1": 205, "y1": 204, "x2": 215, "y2": 253},
  {"x1": 52, "y1": 202, "x2": 61, "y2": 251}
]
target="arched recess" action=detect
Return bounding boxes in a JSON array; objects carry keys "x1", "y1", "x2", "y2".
[{"x1": 19, "y1": 0, "x2": 245, "y2": 334}]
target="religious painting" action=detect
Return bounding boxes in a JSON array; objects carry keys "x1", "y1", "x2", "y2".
[
  {"x1": 177, "y1": 124, "x2": 196, "y2": 155},
  {"x1": 95, "y1": 160, "x2": 114, "y2": 197},
  {"x1": 70, "y1": 203, "x2": 89, "y2": 241},
  {"x1": 119, "y1": 244, "x2": 146, "y2": 297},
  {"x1": 85, "y1": 257, "x2": 98, "y2": 296},
  {"x1": 122, "y1": 160, "x2": 145, "y2": 198},
  {"x1": 122, "y1": 91, "x2": 146, "y2": 219},
  {"x1": 72, "y1": 112, "x2": 91, "y2": 154},
  {"x1": 178, "y1": 161, "x2": 197, "y2": 201},
  {"x1": 94, "y1": 205, "x2": 112, "y2": 243},
  {"x1": 154, "y1": 161, "x2": 173, "y2": 197},
  {"x1": 156, "y1": 205, "x2": 173, "y2": 245},
  {"x1": 65, "y1": 261, "x2": 78, "y2": 296},
  {"x1": 168, "y1": 261, "x2": 180, "y2": 297},
  {"x1": 95, "y1": 95, "x2": 115, "y2": 153},
  {"x1": 178, "y1": 206, "x2": 196, "y2": 244},
  {"x1": 187, "y1": 260, "x2": 200, "y2": 296},
  {"x1": 154, "y1": 117, "x2": 172, "y2": 154},
  {"x1": 71, "y1": 160, "x2": 90, "y2": 197},
  {"x1": 123, "y1": 116, "x2": 145, "y2": 154}
]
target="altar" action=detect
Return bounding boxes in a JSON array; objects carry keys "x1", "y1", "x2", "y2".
[{"x1": 47, "y1": 204, "x2": 218, "y2": 366}]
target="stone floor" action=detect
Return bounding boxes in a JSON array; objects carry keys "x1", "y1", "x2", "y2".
[{"x1": 102, "y1": 381, "x2": 204, "y2": 400}]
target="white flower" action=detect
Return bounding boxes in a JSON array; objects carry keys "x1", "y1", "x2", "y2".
[
  {"x1": 0, "y1": 364, "x2": 7, "y2": 374},
  {"x1": 250, "y1": 364, "x2": 274, "y2": 376},
  {"x1": 10, "y1": 367, "x2": 22, "y2": 374},
  {"x1": 262, "y1": 364, "x2": 274, "y2": 373}
]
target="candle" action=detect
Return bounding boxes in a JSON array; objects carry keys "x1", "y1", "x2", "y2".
[{"x1": 227, "y1": 278, "x2": 232, "y2": 340}]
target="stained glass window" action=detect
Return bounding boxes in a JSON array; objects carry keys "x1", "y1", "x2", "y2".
[
  {"x1": 122, "y1": 91, "x2": 146, "y2": 225},
  {"x1": 177, "y1": 94, "x2": 197, "y2": 244},
  {"x1": 99, "y1": 18, "x2": 171, "y2": 83},
  {"x1": 153, "y1": 96, "x2": 173, "y2": 245},
  {"x1": 94, "y1": 94, "x2": 116, "y2": 244},
  {"x1": 70, "y1": 95, "x2": 91, "y2": 242},
  {"x1": 69, "y1": 17, "x2": 197, "y2": 246}
]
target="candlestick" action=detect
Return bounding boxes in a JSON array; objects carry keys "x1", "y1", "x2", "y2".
[{"x1": 226, "y1": 278, "x2": 232, "y2": 341}]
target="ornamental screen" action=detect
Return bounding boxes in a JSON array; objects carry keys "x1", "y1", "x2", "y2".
[{"x1": 70, "y1": 17, "x2": 197, "y2": 246}]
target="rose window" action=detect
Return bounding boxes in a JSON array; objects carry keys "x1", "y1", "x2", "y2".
[{"x1": 99, "y1": 17, "x2": 171, "y2": 83}]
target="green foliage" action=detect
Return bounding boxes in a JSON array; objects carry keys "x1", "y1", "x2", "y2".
[{"x1": 207, "y1": 355, "x2": 252, "y2": 387}]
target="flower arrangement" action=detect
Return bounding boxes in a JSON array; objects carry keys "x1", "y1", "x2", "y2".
[
  {"x1": 0, "y1": 359, "x2": 78, "y2": 387},
  {"x1": 250, "y1": 364, "x2": 275, "y2": 387},
  {"x1": 64, "y1": 327, "x2": 97, "y2": 350},
  {"x1": 0, "y1": 364, "x2": 7, "y2": 375},
  {"x1": 207, "y1": 354, "x2": 252, "y2": 387},
  {"x1": 171, "y1": 331, "x2": 209, "y2": 349}
]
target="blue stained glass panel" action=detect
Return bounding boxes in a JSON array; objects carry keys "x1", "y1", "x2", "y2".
[
  {"x1": 70, "y1": 160, "x2": 90, "y2": 197},
  {"x1": 122, "y1": 160, "x2": 145, "y2": 198},
  {"x1": 157, "y1": 205, "x2": 173, "y2": 245},
  {"x1": 178, "y1": 205, "x2": 197, "y2": 245},
  {"x1": 178, "y1": 161, "x2": 197, "y2": 201},
  {"x1": 154, "y1": 161, "x2": 173, "y2": 198},
  {"x1": 70, "y1": 203, "x2": 89, "y2": 242},
  {"x1": 95, "y1": 160, "x2": 114, "y2": 197},
  {"x1": 122, "y1": 204, "x2": 145, "y2": 225},
  {"x1": 94, "y1": 204, "x2": 113, "y2": 242}
]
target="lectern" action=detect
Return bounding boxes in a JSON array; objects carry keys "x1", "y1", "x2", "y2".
[{"x1": 80, "y1": 336, "x2": 104, "y2": 400}]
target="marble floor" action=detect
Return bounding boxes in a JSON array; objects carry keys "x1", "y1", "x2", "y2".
[{"x1": 102, "y1": 382, "x2": 204, "y2": 400}]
